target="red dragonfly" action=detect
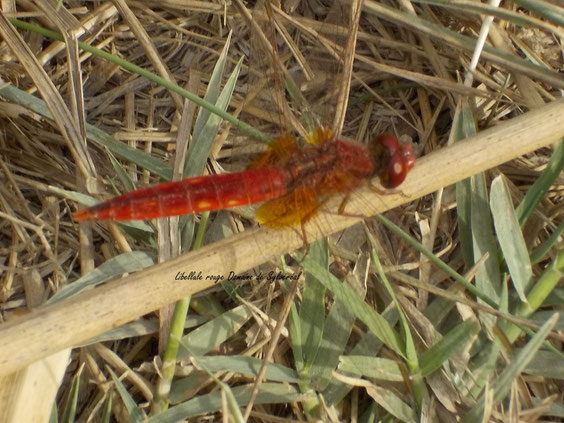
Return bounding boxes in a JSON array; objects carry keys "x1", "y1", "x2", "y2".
[
  {"x1": 72, "y1": 130, "x2": 414, "y2": 224},
  {"x1": 73, "y1": 1, "x2": 416, "y2": 226}
]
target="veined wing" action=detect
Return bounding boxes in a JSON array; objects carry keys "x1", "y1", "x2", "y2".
[
  {"x1": 234, "y1": 0, "x2": 362, "y2": 144},
  {"x1": 271, "y1": 0, "x2": 363, "y2": 137}
]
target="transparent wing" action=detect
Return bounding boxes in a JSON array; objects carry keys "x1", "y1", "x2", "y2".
[
  {"x1": 233, "y1": 0, "x2": 360, "y2": 143},
  {"x1": 264, "y1": 0, "x2": 361, "y2": 137}
]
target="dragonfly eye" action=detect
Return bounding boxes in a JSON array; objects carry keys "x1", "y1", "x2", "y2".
[
  {"x1": 383, "y1": 151, "x2": 409, "y2": 188},
  {"x1": 400, "y1": 143, "x2": 416, "y2": 171},
  {"x1": 370, "y1": 134, "x2": 416, "y2": 188}
]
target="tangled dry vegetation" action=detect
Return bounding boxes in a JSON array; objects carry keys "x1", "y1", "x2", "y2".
[{"x1": 0, "y1": 0, "x2": 563, "y2": 422}]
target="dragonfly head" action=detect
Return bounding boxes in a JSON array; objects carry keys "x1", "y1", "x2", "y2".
[{"x1": 369, "y1": 134, "x2": 416, "y2": 188}]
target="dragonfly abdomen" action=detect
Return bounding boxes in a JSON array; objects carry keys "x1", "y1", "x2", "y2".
[{"x1": 73, "y1": 168, "x2": 289, "y2": 221}]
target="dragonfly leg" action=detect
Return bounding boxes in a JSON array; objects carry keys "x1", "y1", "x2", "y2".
[
  {"x1": 334, "y1": 194, "x2": 366, "y2": 219},
  {"x1": 368, "y1": 182, "x2": 408, "y2": 198},
  {"x1": 294, "y1": 199, "x2": 328, "y2": 257},
  {"x1": 338, "y1": 194, "x2": 351, "y2": 215},
  {"x1": 300, "y1": 220, "x2": 310, "y2": 257},
  {"x1": 284, "y1": 223, "x2": 310, "y2": 261},
  {"x1": 296, "y1": 204, "x2": 324, "y2": 257}
]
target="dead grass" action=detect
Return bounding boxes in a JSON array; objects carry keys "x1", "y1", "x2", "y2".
[{"x1": 0, "y1": 0, "x2": 563, "y2": 421}]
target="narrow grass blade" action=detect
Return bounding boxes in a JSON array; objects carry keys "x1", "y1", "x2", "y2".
[
  {"x1": 419, "y1": 320, "x2": 479, "y2": 377},
  {"x1": 467, "y1": 342, "x2": 501, "y2": 399},
  {"x1": 184, "y1": 44, "x2": 242, "y2": 178},
  {"x1": 86, "y1": 124, "x2": 172, "y2": 180},
  {"x1": 471, "y1": 173, "x2": 502, "y2": 307},
  {"x1": 0, "y1": 84, "x2": 173, "y2": 180},
  {"x1": 100, "y1": 395, "x2": 112, "y2": 423},
  {"x1": 456, "y1": 176, "x2": 474, "y2": 268},
  {"x1": 288, "y1": 296, "x2": 304, "y2": 374},
  {"x1": 530, "y1": 219, "x2": 564, "y2": 264},
  {"x1": 363, "y1": 2, "x2": 563, "y2": 88},
  {"x1": 490, "y1": 175, "x2": 532, "y2": 301},
  {"x1": 60, "y1": 365, "x2": 82, "y2": 423},
  {"x1": 177, "y1": 305, "x2": 254, "y2": 358},
  {"x1": 452, "y1": 101, "x2": 478, "y2": 268},
  {"x1": 107, "y1": 366, "x2": 144, "y2": 423},
  {"x1": 150, "y1": 383, "x2": 306, "y2": 423},
  {"x1": 516, "y1": 139, "x2": 564, "y2": 226},
  {"x1": 505, "y1": 248, "x2": 564, "y2": 342},
  {"x1": 366, "y1": 229, "x2": 426, "y2": 407},
  {"x1": 367, "y1": 231, "x2": 417, "y2": 369},
  {"x1": 46, "y1": 252, "x2": 155, "y2": 305},
  {"x1": 10, "y1": 18, "x2": 269, "y2": 143},
  {"x1": 514, "y1": 0, "x2": 564, "y2": 26},
  {"x1": 463, "y1": 313, "x2": 558, "y2": 423},
  {"x1": 366, "y1": 385, "x2": 417, "y2": 423},
  {"x1": 414, "y1": 0, "x2": 564, "y2": 34},
  {"x1": 300, "y1": 255, "x2": 406, "y2": 358},
  {"x1": 49, "y1": 404, "x2": 58, "y2": 423},
  {"x1": 82, "y1": 319, "x2": 160, "y2": 346},
  {"x1": 322, "y1": 310, "x2": 398, "y2": 405},
  {"x1": 375, "y1": 215, "x2": 497, "y2": 308},
  {"x1": 300, "y1": 240, "x2": 328, "y2": 372},
  {"x1": 177, "y1": 356, "x2": 300, "y2": 383},
  {"x1": 522, "y1": 349, "x2": 564, "y2": 379},
  {"x1": 107, "y1": 149, "x2": 136, "y2": 193},
  {"x1": 175, "y1": 342, "x2": 246, "y2": 423},
  {"x1": 180, "y1": 53, "x2": 243, "y2": 249},
  {"x1": 338, "y1": 356, "x2": 403, "y2": 381},
  {"x1": 309, "y1": 278, "x2": 358, "y2": 390}
]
